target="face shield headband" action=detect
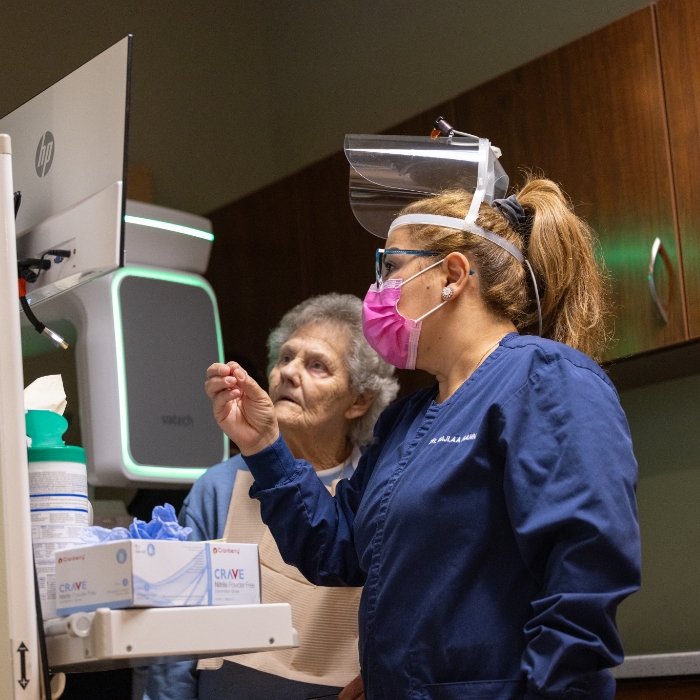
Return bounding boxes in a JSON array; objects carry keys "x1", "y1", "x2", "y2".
[{"x1": 388, "y1": 212, "x2": 543, "y2": 336}]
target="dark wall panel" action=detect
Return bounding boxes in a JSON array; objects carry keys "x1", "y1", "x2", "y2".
[{"x1": 210, "y1": 7, "x2": 687, "y2": 369}]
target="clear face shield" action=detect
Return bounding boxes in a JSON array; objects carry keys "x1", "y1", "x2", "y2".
[
  {"x1": 345, "y1": 133, "x2": 509, "y2": 239},
  {"x1": 345, "y1": 129, "x2": 542, "y2": 335}
]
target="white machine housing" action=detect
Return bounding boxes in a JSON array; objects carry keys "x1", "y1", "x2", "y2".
[
  {"x1": 34, "y1": 266, "x2": 227, "y2": 487},
  {"x1": 124, "y1": 199, "x2": 213, "y2": 274},
  {"x1": 23, "y1": 201, "x2": 227, "y2": 486}
]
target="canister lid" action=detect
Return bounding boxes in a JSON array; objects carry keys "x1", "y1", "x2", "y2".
[{"x1": 25, "y1": 410, "x2": 86, "y2": 464}]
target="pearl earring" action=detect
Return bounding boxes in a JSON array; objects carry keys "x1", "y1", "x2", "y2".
[{"x1": 441, "y1": 286, "x2": 453, "y2": 301}]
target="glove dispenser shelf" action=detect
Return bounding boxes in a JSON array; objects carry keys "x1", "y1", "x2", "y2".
[{"x1": 45, "y1": 603, "x2": 298, "y2": 673}]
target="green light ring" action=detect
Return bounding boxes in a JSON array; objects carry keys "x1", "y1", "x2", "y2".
[
  {"x1": 124, "y1": 215, "x2": 214, "y2": 242},
  {"x1": 111, "y1": 267, "x2": 227, "y2": 480}
]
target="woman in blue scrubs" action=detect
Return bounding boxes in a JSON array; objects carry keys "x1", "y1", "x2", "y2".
[{"x1": 205, "y1": 177, "x2": 641, "y2": 700}]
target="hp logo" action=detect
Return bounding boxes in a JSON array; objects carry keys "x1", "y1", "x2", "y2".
[
  {"x1": 116, "y1": 548, "x2": 127, "y2": 564},
  {"x1": 35, "y1": 131, "x2": 54, "y2": 177}
]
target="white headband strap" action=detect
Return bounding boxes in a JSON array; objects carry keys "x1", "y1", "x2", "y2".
[
  {"x1": 388, "y1": 212, "x2": 542, "y2": 336},
  {"x1": 388, "y1": 213, "x2": 524, "y2": 262}
]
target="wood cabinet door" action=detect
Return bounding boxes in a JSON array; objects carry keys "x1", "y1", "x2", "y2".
[
  {"x1": 656, "y1": 0, "x2": 700, "y2": 339},
  {"x1": 454, "y1": 6, "x2": 686, "y2": 361},
  {"x1": 616, "y1": 676, "x2": 700, "y2": 698}
]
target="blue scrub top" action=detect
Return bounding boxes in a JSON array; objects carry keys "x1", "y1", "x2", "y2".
[{"x1": 244, "y1": 333, "x2": 641, "y2": 700}]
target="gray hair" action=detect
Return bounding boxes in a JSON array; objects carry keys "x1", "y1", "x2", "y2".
[{"x1": 267, "y1": 294, "x2": 399, "y2": 447}]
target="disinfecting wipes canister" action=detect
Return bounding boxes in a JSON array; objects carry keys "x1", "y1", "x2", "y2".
[{"x1": 26, "y1": 410, "x2": 88, "y2": 620}]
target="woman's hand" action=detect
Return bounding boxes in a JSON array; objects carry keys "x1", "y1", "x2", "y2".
[{"x1": 205, "y1": 362, "x2": 279, "y2": 456}]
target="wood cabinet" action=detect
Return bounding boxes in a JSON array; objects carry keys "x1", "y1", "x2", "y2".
[
  {"x1": 656, "y1": 0, "x2": 700, "y2": 338},
  {"x1": 616, "y1": 676, "x2": 700, "y2": 698},
  {"x1": 454, "y1": 5, "x2": 686, "y2": 361},
  {"x1": 209, "y1": 8, "x2": 695, "y2": 367}
]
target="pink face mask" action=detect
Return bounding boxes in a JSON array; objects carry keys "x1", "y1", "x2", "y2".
[{"x1": 362, "y1": 259, "x2": 448, "y2": 370}]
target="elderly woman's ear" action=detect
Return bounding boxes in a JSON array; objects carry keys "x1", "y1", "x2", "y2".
[{"x1": 344, "y1": 391, "x2": 376, "y2": 421}]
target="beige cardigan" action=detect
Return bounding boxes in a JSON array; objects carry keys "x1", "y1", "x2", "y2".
[{"x1": 197, "y1": 458, "x2": 362, "y2": 688}]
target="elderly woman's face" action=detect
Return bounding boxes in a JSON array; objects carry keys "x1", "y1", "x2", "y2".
[{"x1": 268, "y1": 322, "x2": 359, "y2": 441}]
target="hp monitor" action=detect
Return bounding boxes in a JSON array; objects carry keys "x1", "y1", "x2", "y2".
[{"x1": 0, "y1": 36, "x2": 131, "y2": 306}]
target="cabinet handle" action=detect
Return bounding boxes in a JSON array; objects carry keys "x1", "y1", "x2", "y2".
[{"x1": 647, "y1": 237, "x2": 674, "y2": 324}]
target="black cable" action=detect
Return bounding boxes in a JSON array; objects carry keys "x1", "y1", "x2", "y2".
[
  {"x1": 33, "y1": 558, "x2": 53, "y2": 700},
  {"x1": 40, "y1": 249, "x2": 71, "y2": 266},
  {"x1": 19, "y1": 295, "x2": 45, "y2": 335},
  {"x1": 18, "y1": 259, "x2": 50, "y2": 284},
  {"x1": 18, "y1": 250, "x2": 70, "y2": 285},
  {"x1": 15, "y1": 180, "x2": 69, "y2": 349},
  {"x1": 19, "y1": 295, "x2": 68, "y2": 349}
]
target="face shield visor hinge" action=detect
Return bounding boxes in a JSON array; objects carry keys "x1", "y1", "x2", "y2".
[{"x1": 431, "y1": 117, "x2": 502, "y2": 159}]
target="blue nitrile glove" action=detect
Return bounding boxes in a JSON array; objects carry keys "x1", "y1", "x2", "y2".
[
  {"x1": 129, "y1": 503, "x2": 192, "y2": 541},
  {"x1": 81, "y1": 503, "x2": 192, "y2": 543}
]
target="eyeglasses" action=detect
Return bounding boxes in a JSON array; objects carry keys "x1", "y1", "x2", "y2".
[{"x1": 375, "y1": 248, "x2": 442, "y2": 284}]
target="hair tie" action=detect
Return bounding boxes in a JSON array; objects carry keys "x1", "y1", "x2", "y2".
[{"x1": 492, "y1": 195, "x2": 533, "y2": 239}]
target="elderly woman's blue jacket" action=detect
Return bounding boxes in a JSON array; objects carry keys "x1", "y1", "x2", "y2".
[{"x1": 243, "y1": 333, "x2": 641, "y2": 700}]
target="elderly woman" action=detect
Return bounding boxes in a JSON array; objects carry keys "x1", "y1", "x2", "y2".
[{"x1": 145, "y1": 293, "x2": 398, "y2": 700}]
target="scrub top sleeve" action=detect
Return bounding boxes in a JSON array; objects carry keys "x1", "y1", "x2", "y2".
[
  {"x1": 243, "y1": 434, "x2": 301, "y2": 490},
  {"x1": 500, "y1": 359, "x2": 641, "y2": 699},
  {"x1": 243, "y1": 435, "x2": 374, "y2": 587}
]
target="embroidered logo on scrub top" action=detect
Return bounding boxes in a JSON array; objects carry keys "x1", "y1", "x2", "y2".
[{"x1": 429, "y1": 434, "x2": 476, "y2": 445}]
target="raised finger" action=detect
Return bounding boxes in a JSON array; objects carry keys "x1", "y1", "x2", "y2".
[
  {"x1": 205, "y1": 375, "x2": 238, "y2": 398},
  {"x1": 231, "y1": 367, "x2": 270, "y2": 399},
  {"x1": 212, "y1": 391, "x2": 236, "y2": 421},
  {"x1": 207, "y1": 363, "x2": 231, "y2": 379}
]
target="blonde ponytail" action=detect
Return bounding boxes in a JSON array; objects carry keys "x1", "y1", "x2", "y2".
[
  {"x1": 398, "y1": 177, "x2": 610, "y2": 361},
  {"x1": 516, "y1": 177, "x2": 610, "y2": 359}
]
